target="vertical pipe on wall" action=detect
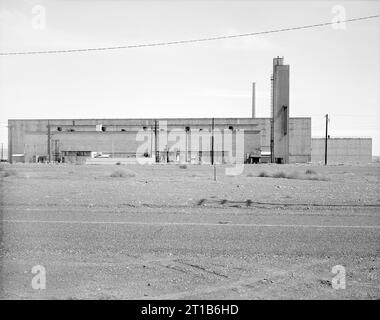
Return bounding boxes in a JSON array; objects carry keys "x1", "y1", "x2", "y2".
[
  {"x1": 325, "y1": 114, "x2": 329, "y2": 165},
  {"x1": 211, "y1": 118, "x2": 214, "y2": 165},
  {"x1": 270, "y1": 75, "x2": 274, "y2": 163},
  {"x1": 7, "y1": 123, "x2": 12, "y2": 164}
]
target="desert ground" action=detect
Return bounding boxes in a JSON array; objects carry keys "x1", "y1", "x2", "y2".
[{"x1": 0, "y1": 162, "x2": 379, "y2": 299}]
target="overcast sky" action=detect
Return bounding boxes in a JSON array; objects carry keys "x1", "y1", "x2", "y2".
[{"x1": 0, "y1": 0, "x2": 379, "y2": 154}]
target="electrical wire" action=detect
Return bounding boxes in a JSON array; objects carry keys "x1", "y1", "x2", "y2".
[{"x1": 0, "y1": 14, "x2": 379, "y2": 56}]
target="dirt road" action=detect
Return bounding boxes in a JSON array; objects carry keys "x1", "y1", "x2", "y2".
[{"x1": 1, "y1": 163, "x2": 379, "y2": 299}]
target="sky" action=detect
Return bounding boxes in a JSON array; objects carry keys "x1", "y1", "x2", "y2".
[{"x1": 0, "y1": 0, "x2": 379, "y2": 154}]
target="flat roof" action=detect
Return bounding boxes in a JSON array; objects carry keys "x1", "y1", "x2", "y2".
[
  {"x1": 312, "y1": 137, "x2": 372, "y2": 140},
  {"x1": 8, "y1": 116, "x2": 311, "y2": 121}
]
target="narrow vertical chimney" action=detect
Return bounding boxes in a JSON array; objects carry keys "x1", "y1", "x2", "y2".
[{"x1": 252, "y1": 82, "x2": 256, "y2": 118}]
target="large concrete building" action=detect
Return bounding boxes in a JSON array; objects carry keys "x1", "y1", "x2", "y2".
[
  {"x1": 7, "y1": 57, "x2": 312, "y2": 165},
  {"x1": 7, "y1": 117, "x2": 312, "y2": 165}
]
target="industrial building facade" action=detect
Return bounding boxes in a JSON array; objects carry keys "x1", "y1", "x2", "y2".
[
  {"x1": 6, "y1": 56, "x2": 373, "y2": 165},
  {"x1": 6, "y1": 57, "x2": 342, "y2": 165},
  {"x1": 7, "y1": 116, "x2": 311, "y2": 164}
]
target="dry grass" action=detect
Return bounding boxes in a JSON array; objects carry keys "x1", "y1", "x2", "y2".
[
  {"x1": 1, "y1": 169, "x2": 17, "y2": 177},
  {"x1": 257, "y1": 169, "x2": 328, "y2": 181},
  {"x1": 305, "y1": 169, "x2": 317, "y2": 175},
  {"x1": 110, "y1": 169, "x2": 136, "y2": 178},
  {"x1": 272, "y1": 171, "x2": 288, "y2": 179},
  {"x1": 285, "y1": 171, "x2": 303, "y2": 180},
  {"x1": 258, "y1": 171, "x2": 271, "y2": 177},
  {"x1": 306, "y1": 174, "x2": 329, "y2": 181}
]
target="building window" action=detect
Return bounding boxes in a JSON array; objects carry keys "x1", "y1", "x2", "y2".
[{"x1": 283, "y1": 105, "x2": 288, "y2": 135}]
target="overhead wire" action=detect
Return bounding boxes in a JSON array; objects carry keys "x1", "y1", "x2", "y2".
[{"x1": 0, "y1": 14, "x2": 379, "y2": 56}]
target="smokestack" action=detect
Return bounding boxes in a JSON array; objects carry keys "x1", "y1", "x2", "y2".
[
  {"x1": 252, "y1": 82, "x2": 256, "y2": 118},
  {"x1": 273, "y1": 56, "x2": 284, "y2": 66}
]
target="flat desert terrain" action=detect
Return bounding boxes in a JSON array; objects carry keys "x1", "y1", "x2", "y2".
[{"x1": 0, "y1": 163, "x2": 379, "y2": 299}]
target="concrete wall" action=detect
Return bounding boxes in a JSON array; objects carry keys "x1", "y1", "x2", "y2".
[
  {"x1": 255, "y1": 117, "x2": 311, "y2": 163},
  {"x1": 8, "y1": 118, "x2": 262, "y2": 164},
  {"x1": 254, "y1": 118, "x2": 271, "y2": 153},
  {"x1": 8, "y1": 117, "x2": 311, "y2": 164},
  {"x1": 0, "y1": 147, "x2": 7, "y2": 161},
  {"x1": 311, "y1": 138, "x2": 372, "y2": 164},
  {"x1": 289, "y1": 118, "x2": 311, "y2": 163}
]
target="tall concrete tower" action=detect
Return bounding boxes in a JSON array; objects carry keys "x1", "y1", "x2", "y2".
[{"x1": 270, "y1": 57, "x2": 289, "y2": 163}]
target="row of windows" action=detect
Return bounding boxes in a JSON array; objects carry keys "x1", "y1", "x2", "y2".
[
  {"x1": 57, "y1": 127, "x2": 75, "y2": 132},
  {"x1": 56, "y1": 126, "x2": 236, "y2": 132}
]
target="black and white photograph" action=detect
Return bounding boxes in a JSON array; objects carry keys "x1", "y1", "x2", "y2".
[{"x1": 0, "y1": 0, "x2": 379, "y2": 306}]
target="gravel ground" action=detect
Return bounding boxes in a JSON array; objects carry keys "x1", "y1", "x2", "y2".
[{"x1": 0, "y1": 163, "x2": 379, "y2": 299}]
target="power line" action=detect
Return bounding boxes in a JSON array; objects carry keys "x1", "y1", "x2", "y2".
[
  {"x1": 307, "y1": 114, "x2": 380, "y2": 117},
  {"x1": 0, "y1": 14, "x2": 379, "y2": 56}
]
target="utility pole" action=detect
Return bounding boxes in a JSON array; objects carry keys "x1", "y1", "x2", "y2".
[
  {"x1": 324, "y1": 114, "x2": 329, "y2": 165},
  {"x1": 211, "y1": 118, "x2": 216, "y2": 181},
  {"x1": 154, "y1": 120, "x2": 158, "y2": 163},
  {"x1": 252, "y1": 82, "x2": 256, "y2": 118},
  {"x1": 47, "y1": 121, "x2": 51, "y2": 163},
  {"x1": 185, "y1": 127, "x2": 188, "y2": 163},
  {"x1": 211, "y1": 118, "x2": 214, "y2": 165}
]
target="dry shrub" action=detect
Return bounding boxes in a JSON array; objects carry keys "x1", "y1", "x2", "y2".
[
  {"x1": 272, "y1": 171, "x2": 287, "y2": 179},
  {"x1": 305, "y1": 169, "x2": 317, "y2": 175},
  {"x1": 258, "y1": 170, "x2": 271, "y2": 177},
  {"x1": 305, "y1": 173, "x2": 329, "y2": 181},
  {"x1": 246, "y1": 173, "x2": 255, "y2": 177},
  {"x1": 286, "y1": 171, "x2": 302, "y2": 180},
  {"x1": 110, "y1": 169, "x2": 135, "y2": 178},
  {"x1": 258, "y1": 169, "x2": 328, "y2": 181},
  {"x1": 179, "y1": 164, "x2": 188, "y2": 169},
  {"x1": 1, "y1": 169, "x2": 17, "y2": 177}
]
